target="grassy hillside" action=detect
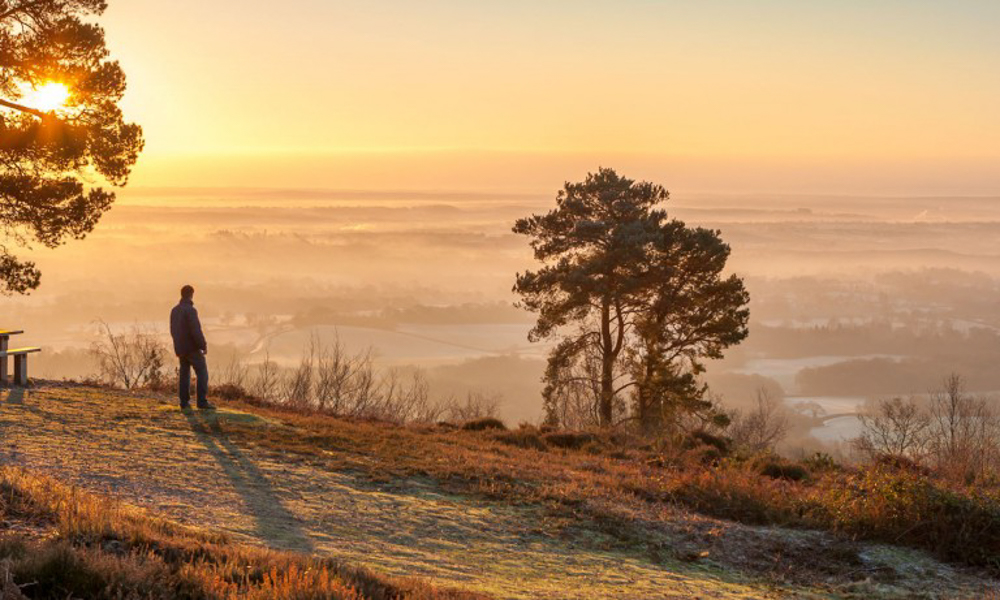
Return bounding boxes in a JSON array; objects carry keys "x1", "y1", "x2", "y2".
[{"x1": 0, "y1": 384, "x2": 997, "y2": 599}]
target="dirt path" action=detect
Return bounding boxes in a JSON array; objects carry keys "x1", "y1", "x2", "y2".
[{"x1": 0, "y1": 386, "x2": 991, "y2": 599}]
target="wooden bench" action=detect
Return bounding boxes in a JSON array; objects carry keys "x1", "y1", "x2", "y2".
[
  {"x1": 0, "y1": 347, "x2": 40, "y2": 386},
  {"x1": 0, "y1": 347, "x2": 42, "y2": 387},
  {"x1": 0, "y1": 330, "x2": 23, "y2": 383},
  {"x1": 0, "y1": 330, "x2": 39, "y2": 386}
]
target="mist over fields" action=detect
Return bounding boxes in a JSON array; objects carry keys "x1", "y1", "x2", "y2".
[{"x1": 10, "y1": 187, "x2": 1000, "y2": 454}]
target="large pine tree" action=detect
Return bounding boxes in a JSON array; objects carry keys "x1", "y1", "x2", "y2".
[
  {"x1": 0, "y1": 0, "x2": 143, "y2": 293},
  {"x1": 514, "y1": 168, "x2": 749, "y2": 430}
]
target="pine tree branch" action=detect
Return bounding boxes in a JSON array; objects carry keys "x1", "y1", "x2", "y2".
[
  {"x1": 0, "y1": 97, "x2": 46, "y2": 118},
  {"x1": 0, "y1": 0, "x2": 54, "y2": 22}
]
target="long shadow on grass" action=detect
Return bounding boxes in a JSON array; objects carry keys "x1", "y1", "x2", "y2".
[
  {"x1": 183, "y1": 410, "x2": 314, "y2": 552},
  {"x1": 0, "y1": 388, "x2": 24, "y2": 439},
  {"x1": 0, "y1": 387, "x2": 26, "y2": 424},
  {"x1": 3, "y1": 388, "x2": 24, "y2": 405}
]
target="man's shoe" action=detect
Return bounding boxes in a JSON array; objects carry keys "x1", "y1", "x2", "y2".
[
  {"x1": 180, "y1": 403, "x2": 192, "y2": 411},
  {"x1": 197, "y1": 401, "x2": 217, "y2": 411}
]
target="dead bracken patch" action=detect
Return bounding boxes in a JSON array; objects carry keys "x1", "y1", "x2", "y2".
[{"x1": 0, "y1": 467, "x2": 485, "y2": 600}]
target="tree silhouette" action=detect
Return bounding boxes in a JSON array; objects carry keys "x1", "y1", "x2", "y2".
[
  {"x1": 0, "y1": 0, "x2": 143, "y2": 293},
  {"x1": 514, "y1": 168, "x2": 748, "y2": 430}
]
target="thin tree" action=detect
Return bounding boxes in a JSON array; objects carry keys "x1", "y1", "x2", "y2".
[{"x1": 0, "y1": 0, "x2": 143, "y2": 293}]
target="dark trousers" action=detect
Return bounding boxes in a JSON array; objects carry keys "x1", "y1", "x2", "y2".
[{"x1": 178, "y1": 352, "x2": 209, "y2": 406}]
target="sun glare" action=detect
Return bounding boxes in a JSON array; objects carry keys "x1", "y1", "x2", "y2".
[{"x1": 22, "y1": 82, "x2": 70, "y2": 112}]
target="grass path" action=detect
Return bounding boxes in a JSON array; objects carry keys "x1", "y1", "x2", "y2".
[{"x1": 0, "y1": 386, "x2": 991, "y2": 599}]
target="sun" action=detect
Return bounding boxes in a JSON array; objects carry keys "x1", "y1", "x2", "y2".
[{"x1": 21, "y1": 82, "x2": 71, "y2": 112}]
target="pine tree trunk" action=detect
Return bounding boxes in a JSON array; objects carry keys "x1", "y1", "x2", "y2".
[{"x1": 599, "y1": 298, "x2": 614, "y2": 426}]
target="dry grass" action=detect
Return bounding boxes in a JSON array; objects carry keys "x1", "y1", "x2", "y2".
[
  {"x1": 215, "y1": 396, "x2": 1000, "y2": 575},
  {"x1": 6, "y1": 383, "x2": 999, "y2": 597},
  {"x1": 0, "y1": 467, "x2": 488, "y2": 600}
]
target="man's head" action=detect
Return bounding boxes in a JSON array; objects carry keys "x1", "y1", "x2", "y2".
[{"x1": 181, "y1": 285, "x2": 195, "y2": 300}]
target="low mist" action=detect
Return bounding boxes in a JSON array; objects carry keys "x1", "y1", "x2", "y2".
[{"x1": 11, "y1": 187, "x2": 1000, "y2": 455}]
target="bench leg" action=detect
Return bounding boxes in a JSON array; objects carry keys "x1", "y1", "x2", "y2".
[
  {"x1": 0, "y1": 337, "x2": 7, "y2": 384},
  {"x1": 13, "y1": 354, "x2": 26, "y2": 387}
]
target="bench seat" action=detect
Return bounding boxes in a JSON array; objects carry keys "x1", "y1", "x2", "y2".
[
  {"x1": 0, "y1": 347, "x2": 41, "y2": 386},
  {"x1": 0, "y1": 347, "x2": 41, "y2": 356}
]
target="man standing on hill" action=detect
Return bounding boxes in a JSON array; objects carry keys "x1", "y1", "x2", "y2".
[{"x1": 170, "y1": 285, "x2": 215, "y2": 410}]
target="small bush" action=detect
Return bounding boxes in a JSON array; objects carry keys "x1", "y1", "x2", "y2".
[
  {"x1": 760, "y1": 461, "x2": 810, "y2": 482},
  {"x1": 874, "y1": 453, "x2": 931, "y2": 476},
  {"x1": 691, "y1": 446, "x2": 724, "y2": 466},
  {"x1": 682, "y1": 430, "x2": 731, "y2": 455},
  {"x1": 212, "y1": 383, "x2": 251, "y2": 402},
  {"x1": 461, "y1": 417, "x2": 506, "y2": 431},
  {"x1": 814, "y1": 466, "x2": 1000, "y2": 569},
  {"x1": 802, "y1": 452, "x2": 840, "y2": 473},
  {"x1": 494, "y1": 430, "x2": 547, "y2": 451},
  {"x1": 543, "y1": 431, "x2": 598, "y2": 450}
]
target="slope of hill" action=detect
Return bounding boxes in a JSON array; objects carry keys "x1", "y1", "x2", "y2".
[{"x1": 0, "y1": 384, "x2": 995, "y2": 599}]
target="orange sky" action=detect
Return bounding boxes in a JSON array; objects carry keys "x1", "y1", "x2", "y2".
[{"x1": 101, "y1": 1, "x2": 1000, "y2": 194}]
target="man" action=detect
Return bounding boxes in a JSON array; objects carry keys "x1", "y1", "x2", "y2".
[{"x1": 169, "y1": 285, "x2": 215, "y2": 410}]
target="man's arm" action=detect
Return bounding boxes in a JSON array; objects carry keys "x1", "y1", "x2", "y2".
[{"x1": 188, "y1": 307, "x2": 208, "y2": 353}]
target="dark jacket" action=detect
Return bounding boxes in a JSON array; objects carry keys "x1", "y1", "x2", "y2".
[{"x1": 170, "y1": 298, "x2": 207, "y2": 357}]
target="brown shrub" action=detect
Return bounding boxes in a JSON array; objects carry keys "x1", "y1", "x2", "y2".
[
  {"x1": 874, "y1": 453, "x2": 932, "y2": 476},
  {"x1": 812, "y1": 466, "x2": 1000, "y2": 570},
  {"x1": 682, "y1": 430, "x2": 731, "y2": 455},
  {"x1": 759, "y1": 461, "x2": 810, "y2": 482},
  {"x1": 542, "y1": 431, "x2": 598, "y2": 450},
  {"x1": 494, "y1": 430, "x2": 547, "y2": 451},
  {"x1": 212, "y1": 383, "x2": 253, "y2": 402},
  {"x1": 461, "y1": 417, "x2": 507, "y2": 431}
]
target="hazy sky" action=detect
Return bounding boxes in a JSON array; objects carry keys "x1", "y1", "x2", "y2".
[{"x1": 101, "y1": 1, "x2": 1000, "y2": 193}]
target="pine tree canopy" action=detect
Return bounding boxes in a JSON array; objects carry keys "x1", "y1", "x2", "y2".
[{"x1": 0, "y1": 0, "x2": 143, "y2": 293}]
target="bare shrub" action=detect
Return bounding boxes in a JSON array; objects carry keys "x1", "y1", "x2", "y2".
[
  {"x1": 361, "y1": 369, "x2": 443, "y2": 423},
  {"x1": 853, "y1": 374, "x2": 1000, "y2": 482},
  {"x1": 272, "y1": 333, "x2": 443, "y2": 423},
  {"x1": 442, "y1": 391, "x2": 502, "y2": 422},
  {"x1": 283, "y1": 339, "x2": 315, "y2": 410},
  {"x1": 89, "y1": 321, "x2": 166, "y2": 390},
  {"x1": 249, "y1": 351, "x2": 281, "y2": 403},
  {"x1": 211, "y1": 335, "x2": 496, "y2": 425},
  {"x1": 729, "y1": 388, "x2": 788, "y2": 455},
  {"x1": 216, "y1": 352, "x2": 251, "y2": 391},
  {"x1": 853, "y1": 396, "x2": 929, "y2": 461},
  {"x1": 926, "y1": 374, "x2": 1000, "y2": 481}
]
